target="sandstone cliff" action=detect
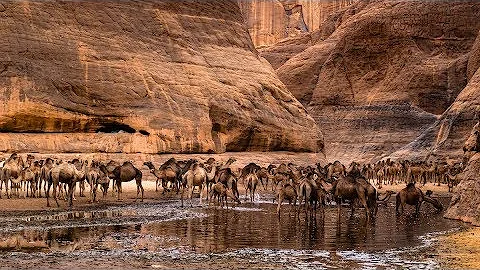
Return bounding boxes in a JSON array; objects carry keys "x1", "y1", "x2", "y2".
[
  {"x1": 391, "y1": 29, "x2": 480, "y2": 161},
  {"x1": 237, "y1": 0, "x2": 353, "y2": 48},
  {"x1": 262, "y1": 0, "x2": 480, "y2": 162},
  {"x1": 444, "y1": 122, "x2": 480, "y2": 225},
  {"x1": 0, "y1": 0, "x2": 322, "y2": 154}
]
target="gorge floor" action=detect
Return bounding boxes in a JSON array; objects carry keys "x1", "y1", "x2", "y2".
[{"x1": 0, "y1": 192, "x2": 465, "y2": 269}]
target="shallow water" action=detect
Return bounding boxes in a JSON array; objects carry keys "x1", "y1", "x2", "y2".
[{"x1": 0, "y1": 196, "x2": 464, "y2": 269}]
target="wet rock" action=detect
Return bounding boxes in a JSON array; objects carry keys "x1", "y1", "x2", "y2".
[
  {"x1": 0, "y1": 0, "x2": 322, "y2": 154},
  {"x1": 262, "y1": 1, "x2": 480, "y2": 162}
]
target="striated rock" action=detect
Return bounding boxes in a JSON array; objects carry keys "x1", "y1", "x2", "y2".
[
  {"x1": 264, "y1": 1, "x2": 480, "y2": 162},
  {"x1": 444, "y1": 122, "x2": 480, "y2": 225},
  {"x1": 468, "y1": 30, "x2": 480, "y2": 81},
  {"x1": 390, "y1": 34, "x2": 480, "y2": 161},
  {"x1": 0, "y1": 0, "x2": 322, "y2": 154},
  {"x1": 237, "y1": 0, "x2": 353, "y2": 48}
]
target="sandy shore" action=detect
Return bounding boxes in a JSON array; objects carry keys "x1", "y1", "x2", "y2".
[{"x1": 434, "y1": 227, "x2": 480, "y2": 269}]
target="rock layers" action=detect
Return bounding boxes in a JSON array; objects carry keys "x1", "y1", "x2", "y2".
[
  {"x1": 0, "y1": 0, "x2": 322, "y2": 154},
  {"x1": 262, "y1": 1, "x2": 480, "y2": 162},
  {"x1": 444, "y1": 122, "x2": 480, "y2": 225},
  {"x1": 237, "y1": 0, "x2": 353, "y2": 48}
]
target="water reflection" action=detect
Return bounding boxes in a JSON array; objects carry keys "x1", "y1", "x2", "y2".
[{"x1": 0, "y1": 197, "x2": 465, "y2": 268}]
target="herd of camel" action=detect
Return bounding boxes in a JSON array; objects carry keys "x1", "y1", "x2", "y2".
[{"x1": 0, "y1": 153, "x2": 461, "y2": 219}]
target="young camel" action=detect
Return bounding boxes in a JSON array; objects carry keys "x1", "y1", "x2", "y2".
[{"x1": 209, "y1": 182, "x2": 240, "y2": 208}]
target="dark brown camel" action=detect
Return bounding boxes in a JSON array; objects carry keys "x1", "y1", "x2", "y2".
[
  {"x1": 112, "y1": 161, "x2": 143, "y2": 202},
  {"x1": 214, "y1": 167, "x2": 240, "y2": 202},
  {"x1": 396, "y1": 183, "x2": 443, "y2": 216},
  {"x1": 330, "y1": 165, "x2": 372, "y2": 220}
]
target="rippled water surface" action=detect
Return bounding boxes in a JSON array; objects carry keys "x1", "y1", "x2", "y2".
[{"x1": 0, "y1": 196, "x2": 464, "y2": 269}]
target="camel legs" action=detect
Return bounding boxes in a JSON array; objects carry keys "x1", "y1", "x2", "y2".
[
  {"x1": 415, "y1": 202, "x2": 422, "y2": 216},
  {"x1": 116, "y1": 181, "x2": 122, "y2": 201},
  {"x1": 276, "y1": 193, "x2": 283, "y2": 217},
  {"x1": 135, "y1": 179, "x2": 144, "y2": 202},
  {"x1": 396, "y1": 199, "x2": 403, "y2": 215}
]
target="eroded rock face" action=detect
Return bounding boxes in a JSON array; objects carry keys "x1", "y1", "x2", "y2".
[
  {"x1": 0, "y1": 0, "x2": 322, "y2": 154},
  {"x1": 263, "y1": 1, "x2": 480, "y2": 162},
  {"x1": 237, "y1": 0, "x2": 353, "y2": 48},
  {"x1": 390, "y1": 35, "x2": 480, "y2": 161},
  {"x1": 444, "y1": 125, "x2": 480, "y2": 225}
]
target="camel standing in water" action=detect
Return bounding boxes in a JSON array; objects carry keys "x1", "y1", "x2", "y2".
[
  {"x1": 244, "y1": 172, "x2": 259, "y2": 202},
  {"x1": 111, "y1": 161, "x2": 143, "y2": 202},
  {"x1": 396, "y1": 183, "x2": 443, "y2": 216}
]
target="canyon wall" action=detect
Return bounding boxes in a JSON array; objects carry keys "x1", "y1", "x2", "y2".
[
  {"x1": 237, "y1": 0, "x2": 353, "y2": 48},
  {"x1": 0, "y1": 0, "x2": 323, "y2": 154},
  {"x1": 261, "y1": 0, "x2": 480, "y2": 162}
]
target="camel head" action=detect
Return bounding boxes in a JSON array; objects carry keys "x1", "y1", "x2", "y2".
[{"x1": 143, "y1": 161, "x2": 155, "y2": 171}]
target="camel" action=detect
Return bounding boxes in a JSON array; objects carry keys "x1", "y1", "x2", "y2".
[
  {"x1": 395, "y1": 183, "x2": 443, "y2": 216},
  {"x1": 326, "y1": 161, "x2": 346, "y2": 181},
  {"x1": 144, "y1": 161, "x2": 177, "y2": 193},
  {"x1": 296, "y1": 175, "x2": 325, "y2": 218},
  {"x1": 39, "y1": 158, "x2": 55, "y2": 197},
  {"x1": 214, "y1": 167, "x2": 240, "y2": 201},
  {"x1": 181, "y1": 162, "x2": 207, "y2": 207},
  {"x1": 219, "y1": 157, "x2": 236, "y2": 170},
  {"x1": 105, "y1": 160, "x2": 120, "y2": 196},
  {"x1": 406, "y1": 165, "x2": 426, "y2": 184},
  {"x1": 205, "y1": 163, "x2": 217, "y2": 200},
  {"x1": 329, "y1": 162, "x2": 374, "y2": 220},
  {"x1": 209, "y1": 182, "x2": 240, "y2": 208},
  {"x1": 1, "y1": 153, "x2": 25, "y2": 199},
  {"x1": 21, "y1": 161, "x2": 41, "y2": 198},
  {"x1": 111, "y1": 161, "x2": 143, "y2": 202},
  {"x1": 87, "y1": 162, "x2": 111, "y2": 202},
  {"x1": 47, "y1": 160, "x2": 87, "y2": 207},
  {"x1": 274, "y1": 182, "x2": 298, "y2": 217},
  {"x1": 244, "y1": 172, "x2": 259, "y2": 202}
]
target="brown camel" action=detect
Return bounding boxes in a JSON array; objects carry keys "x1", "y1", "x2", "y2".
[
  {"x1": 181, "y1": 162, "x2": 207, "y2": 207},
  {"x1": 209, "y1": 182, "x2": 240, "y2": 208},
  {"x1": 39, "y1": 158, "x2": 55, "y2": 197},
  {"x1": 331, "y1": 163, "x2": 372, "y2": 220},
  {"x1": 244, "y1": 172, "x2": 259, "y2": 202},
  {"x1": 297, "y1": 175, "x2": 325, "y2": 218},
  {"x1": 1, "y1": 153, "x2": 25, "y2": 199},
  {"x1": 144, "y1": 161, "x2": 177, "y2": 193},
  {"x1": 274, "y1": 182, "x2": 298, "y2": 217},
  {"x1": 214, "y1": 167, "x2": 240, "y2": 201},
  {"x1": 396, "y1": 183, "x2": 443, "y2": 216},
  {"x1": 47, "y1": 160, "x2": 87, "y2": 207},
  {"x1": 327, "y1": 161, "x2": 346, "y2": 181},
  {"x1": 111, "y1": 161, "x2": 143, "y2": 202}
]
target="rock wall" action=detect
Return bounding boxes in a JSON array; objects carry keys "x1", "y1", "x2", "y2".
[
  {"x1": 237, "y1": 0, "x2": 353, "y2": 48},
  {"x1": 444, "y1": 122, "x2": 480, "y2": 225},
  {"x1": 0, "y1": 0, "x2": 323, "y2": 154},
  {"x1": 261, "y1": 0, "x2": 480, "y2": 162}
]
